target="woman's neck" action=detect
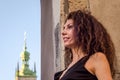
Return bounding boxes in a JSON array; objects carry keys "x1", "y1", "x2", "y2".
[{"x1": 71, "y1": 47, "x2": 85, "y2": 62}]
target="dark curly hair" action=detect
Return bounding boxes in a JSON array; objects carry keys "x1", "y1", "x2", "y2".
[{"x1": 64, "y1": 10, "x2": 116, "y2": 76}]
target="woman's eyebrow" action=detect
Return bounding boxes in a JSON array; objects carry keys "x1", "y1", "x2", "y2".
[{"x1": 67, "y1": 23, "x2": 73, "y2": 26}]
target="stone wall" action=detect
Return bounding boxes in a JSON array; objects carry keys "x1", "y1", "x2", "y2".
[
  {"x1": 41, "y1": 0, "x2": 61, "y2": 79},
  {"x1": 60, "y1": 0, "x2": 120, "y2": 79},
  {"x1": 41, "y1": 0, "x2": 120, "y2": 80},
  {"x1": 90, "y1": 0, "x2": 120, "y2": 79},
  {"x1": 41, "y1": 0, "x2": 55, "y2": 80}
]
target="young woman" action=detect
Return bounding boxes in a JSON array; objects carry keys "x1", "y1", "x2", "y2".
[{"x1": 54, "y1": 10, "x2": 116, "y2": 80}]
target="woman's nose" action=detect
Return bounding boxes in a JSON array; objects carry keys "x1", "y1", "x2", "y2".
[{"x1": 61, "y1": 29, "x2": 67, "y2": 36}]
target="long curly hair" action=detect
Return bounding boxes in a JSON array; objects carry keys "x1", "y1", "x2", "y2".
[{"x1": 64, "y1": 10, "x2": 116, "y2": 76}]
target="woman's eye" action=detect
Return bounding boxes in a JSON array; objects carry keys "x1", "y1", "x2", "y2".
[{"x1": 68, "y1": 25, "x2": 73, "y2": 29}]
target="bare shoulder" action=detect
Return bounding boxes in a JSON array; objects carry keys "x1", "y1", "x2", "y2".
[
  {"x1": 84, "y1": 52, "x2": 107, "y2": 74},
  {"x1": 91, "y1": 52, "x2": 109, "y2": 69},
  {"x1": 88, "y1": 52, "x2": 108, "y2": 66},
  {"x1": 92, "y1": 52, "x2": 107, "y2": 61},
  {"x1": 91, "y1": 52, "x2": 112, "y2": 80}
]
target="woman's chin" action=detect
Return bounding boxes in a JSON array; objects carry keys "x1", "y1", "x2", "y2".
[{"x1": 64, "y1": 44, "x2": 72, "y2": 48}]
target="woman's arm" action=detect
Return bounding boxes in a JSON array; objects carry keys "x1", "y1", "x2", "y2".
[{"x1": 94, "y1": 52, "x2": 112, "y2": 80}]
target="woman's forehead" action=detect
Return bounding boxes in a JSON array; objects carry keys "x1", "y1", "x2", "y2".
[{"x1": 64, "y1": 19, "x2": 74, "y2": 26}]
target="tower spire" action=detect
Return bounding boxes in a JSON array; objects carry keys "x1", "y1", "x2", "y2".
[
  {"x1": 15, "y1": 32, "x2": 36, "y2": 80},
  {"x1": 24, "y1": 32, "x2": 27, "y2": 51}
]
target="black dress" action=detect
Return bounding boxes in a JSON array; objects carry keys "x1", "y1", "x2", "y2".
[{"x1": 54, "y1": 56, "x2": 98, "y2": 80}]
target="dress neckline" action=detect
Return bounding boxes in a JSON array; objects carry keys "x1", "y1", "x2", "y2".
[{"x1": 60, "y1": 56, "x2": 87, "y2": 80}]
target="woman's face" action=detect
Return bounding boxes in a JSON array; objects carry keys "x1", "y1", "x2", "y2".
[{"x1": 62, "y1": 19, "x2": 76, "y2": 48}]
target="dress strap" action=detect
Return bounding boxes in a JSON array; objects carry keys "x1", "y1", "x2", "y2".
[{"x1": 81, "y1": 55, "x2": 90, "y2": 66}]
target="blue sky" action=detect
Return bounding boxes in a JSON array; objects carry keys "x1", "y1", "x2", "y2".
[{"x1": 0, "y1": 0, "x2": 40, "y2": 80}]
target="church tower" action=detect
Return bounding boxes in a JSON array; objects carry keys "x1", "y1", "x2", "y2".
[{"x1": 15, "y1": 32, "x2": 37, "y2": 80}]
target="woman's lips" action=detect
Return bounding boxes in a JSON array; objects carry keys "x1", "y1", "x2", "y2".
[{"x1": 63, "y1": 37, "x2": 69, "y2": 42}]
